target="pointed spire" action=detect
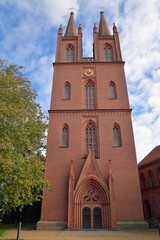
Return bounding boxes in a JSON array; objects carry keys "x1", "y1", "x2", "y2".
[
  {"x1": 98, "y1": 11, "x2": 111, "y2": 36},
  {"x1": 65, "y1": 12, "x2": 77, "y2": 37}
]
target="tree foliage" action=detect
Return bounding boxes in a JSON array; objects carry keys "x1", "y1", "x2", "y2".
[{"x1": 0, "y1": 59, "x2": 50, "y2": 216}]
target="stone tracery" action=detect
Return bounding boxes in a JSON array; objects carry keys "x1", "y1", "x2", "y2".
[{"x1": 83, "y1": 188, "x2": 100, "y2": 203}]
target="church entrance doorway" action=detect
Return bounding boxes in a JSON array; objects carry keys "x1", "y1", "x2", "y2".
[{"x1": 74, "y1": 179, "x2": 110, "y2": 229}]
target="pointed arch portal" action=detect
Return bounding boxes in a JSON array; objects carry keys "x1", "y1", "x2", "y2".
[{"x1": 74, "y1": 178, "x2": 110, "y2": 229}]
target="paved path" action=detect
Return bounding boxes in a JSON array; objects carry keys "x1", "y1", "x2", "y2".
[
  {"x1": 1, "y1": 229, "x2": 159, "y2": 240},
  {"x1": 59, "y1": 230, "x2": 126, "y2": 236}
]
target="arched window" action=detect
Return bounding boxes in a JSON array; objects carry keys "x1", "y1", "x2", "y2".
[
  {"x1": 85, "y1": 81, "x2": 95, "y2": 109},
  {"x1": 104, "y1": 46, "x2": 112, "y2": 62},
  {"x1": 145, "y1": 201, "x2": 152, "y2": 218},
  {"x1": 62, "y1": 125, "x2": 69, "y2": 147},
  {"x1": 85, "y1": 122, "x2": 96, "y2": 156},
  {"x1": 141, "y1": 174, "x2": 146, "y2": 190},
  {"x1": 65, "y1": 45, "x2": 73, "y2": 62},
  {"x1": 113, "y1": 124, "x2": 121, "y2": 147},
  {"x1": 109, "y1": 81, "x2": 116, "y2": 99},
  {"x1": 64, "y1": 82, "x2": 70, "y2": 99},
  {"x1": 149, "y1": 171, "x2": 155, "y2": 188}
]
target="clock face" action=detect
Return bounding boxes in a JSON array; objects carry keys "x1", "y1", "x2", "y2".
[{"x1": 84, "y1": 68, "x2": 94, "y2": 76}]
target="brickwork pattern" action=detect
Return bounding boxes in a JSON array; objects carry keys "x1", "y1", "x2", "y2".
[{"x1": 39, "y1": 11, "x2": 147, "y2": 230}]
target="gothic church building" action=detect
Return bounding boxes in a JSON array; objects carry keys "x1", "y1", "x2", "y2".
[{"x1": 37, "y1": 11, "x2": 148, "y2": 230}]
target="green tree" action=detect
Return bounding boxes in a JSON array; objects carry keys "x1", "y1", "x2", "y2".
[{"x1": 0, "y1": 59, "x2": 50, "y2": 216}]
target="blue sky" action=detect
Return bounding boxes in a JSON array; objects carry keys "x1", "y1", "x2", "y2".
[{"x1": 1, "y1": 0, "x2": 160, "y2": 162}]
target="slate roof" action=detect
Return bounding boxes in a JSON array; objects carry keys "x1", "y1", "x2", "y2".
[{"x1": 138, "y1": 145, "x2": 160, "y2": 167}]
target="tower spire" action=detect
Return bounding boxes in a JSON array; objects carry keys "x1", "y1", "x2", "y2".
[
  {"x1": 64, "y1": 12, "x2": 77, "y2": 37},
  {"x1": 98, "y1": 11, "x2": 111, "y2": 36}
]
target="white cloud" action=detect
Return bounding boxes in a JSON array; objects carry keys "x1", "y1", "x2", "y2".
[
  {"x1": 115, "y1": 0, "x2": 160, "y2": 162},
  {"x1": 1, "y1": 0, "x2": 79, "y2": 27},
  {"x1": 1, "y1": 0, "x2": 160, "y2": 163},
  {"x1": 28, "y1": 55, "x2": 54, "y2": 111}
]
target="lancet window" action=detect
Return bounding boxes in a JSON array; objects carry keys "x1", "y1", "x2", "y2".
[
  {"x1": 104, "y1": 46, "x2": 112, "y2": 62},
  {"x1": 85, "y1": 122, "x2": 96, "y2": 156},
  {"x1": 85, "y1": 81, "x2": 95, "y2": 109},
  {"x1": 65, "y1": 45, "x2": 73, "y2": 62},
  {"x1": 113, "y1": 124, "x2": 121, "y2": 147},
  {"x1": 109, "y1": 81, "x2": 116, "y2": 98},
  {"x1": 62, "y1": 125, "x2": 69, "y2": 147},
  {"x1": 64, "y1": 82, "x2": 70, "y2": 99}
]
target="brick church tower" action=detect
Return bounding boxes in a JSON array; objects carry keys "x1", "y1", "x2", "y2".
[{"x1": 37, "y1": 11, "x2": 148, "y2": 230}]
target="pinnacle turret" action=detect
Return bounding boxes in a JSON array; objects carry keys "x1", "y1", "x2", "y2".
[
  {"x1": 93, "y1": 23, "x2": 98, "y2": 33},
  {"x1": 113, "y1": 23, "x2": 118, "y2": 33},
  {"x1": 78, "y1": 23, "x2": 82, "y2": 34},
  {"x1": 58, "y1": 24, "x2": 63, "y2": 35}
]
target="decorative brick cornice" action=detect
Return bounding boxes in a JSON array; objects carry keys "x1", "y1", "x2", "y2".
[
  {"x1": 62, "y1": 36, "x2": 78, "y2": 40},
  {"x1": 48, "y1": 109, "x2": 132, "y2": 117},
  {"x1": 53, "y1": 61, "x2": 125, "y2": 67},
  {"x1": 98, "y1": 36, "x2": 114, "y2": 39}
]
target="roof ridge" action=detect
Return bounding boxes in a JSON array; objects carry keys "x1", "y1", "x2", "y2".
[{"x1": 138, "y1": 145, "x2": 160, "y2": 166}]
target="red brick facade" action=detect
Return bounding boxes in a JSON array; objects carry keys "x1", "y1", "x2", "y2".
[
  {"x1": 138, "y1": 146, "x2": 160, "y2": 225},
  {"x1": 37, "y1": 11, "x2": 148, "y2": 230}
]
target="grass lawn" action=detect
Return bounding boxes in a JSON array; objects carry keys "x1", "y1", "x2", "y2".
[
  {"x1": 0, "y1": 224, "x2": 24, "y2": 239},
  {"x1": 0, "y1": 224, "x2": 16, "y2": 237}
]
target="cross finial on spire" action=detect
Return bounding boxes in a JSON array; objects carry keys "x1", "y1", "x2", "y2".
[
  {"x1": 99, "y1": 6, "x2": 104, "y2": 12},
  {"x1": 69, "y1": 6, "x2": 76, "y2": 13}
]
